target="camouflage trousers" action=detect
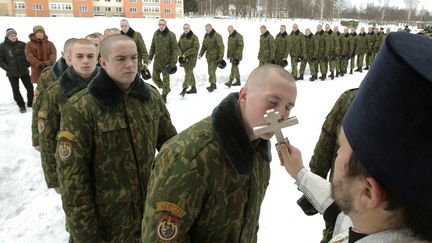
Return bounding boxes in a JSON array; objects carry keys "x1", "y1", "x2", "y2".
[
  {"x1": 367, "y1": 52, "x2": 376, "y2": 66},
  {"x1": 341, "y1": 59, "x2": 349, "y2": 73},
  {"x1": 320, "y1": 224, "x2": 334, "y2": 243},
  {"x1": 207, "y1": 60, "x2": 218, "y2": 84},
  {"x1": 152, "y1": 65, "x2": 171, "y2": 96},
  {"x1": 357, "y1": 54, "x2": 365, "y2": 69},
  {"x1": 329, "y1": 59, "x2": 339, "y2": 73},
  {"x1": 229, "y1": 64, "x2": 240, "y2": 81},
  {"x1": 350, "y1": 56, "x2": 356, "y2": 70},
  {"x1": 182, "y1": 66, "x2": 196, "y2": 88},
  {"x1": 291, "y1": 56, "x2": 300, "y2": 78},
  {"x1": 300, "y1": 60, "x2": 315, "y2": 76},
  {"x1": 319, "y1": 60, "x2": 328, "y2": 76}
]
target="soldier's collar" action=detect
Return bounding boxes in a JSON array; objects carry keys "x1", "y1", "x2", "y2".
[{"x1": 59, "y1": 66, "x2": 99, "y2": 98}]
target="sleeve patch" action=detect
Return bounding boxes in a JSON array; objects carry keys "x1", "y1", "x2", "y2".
[
  {"x1": 157, "y1": 216, "x2": 179, "y2": 241},
  {"x1": 58, "y1": 131, "x2": 76, "y2": 141},
  {"x1": 58, "y1": 140, "x2": 73, "y2": 161},
  {"x1": 156, "y1": 201, "x2": 186, "y2": 218}
]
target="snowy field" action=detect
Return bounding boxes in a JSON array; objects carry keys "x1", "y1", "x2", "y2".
[{"x1": 0, "y1": 16, "x2": 366, "y2": 242}]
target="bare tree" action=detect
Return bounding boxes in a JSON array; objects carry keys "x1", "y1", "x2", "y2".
[{"x1": 404, "y1": 0, "x2": 418, "y2": 21}]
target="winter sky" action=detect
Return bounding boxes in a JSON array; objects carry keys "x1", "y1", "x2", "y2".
[{"x1": 351, "y1": 0, "x2": 432, "y2": 11}]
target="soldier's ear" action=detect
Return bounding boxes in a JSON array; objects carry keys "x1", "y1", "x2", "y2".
[
  {"x1": 239, "y1": 87, "x2": 247, "y2": 103},
  {"x1": 99, "y1": 57, "x2": 108, "y2": 69}
]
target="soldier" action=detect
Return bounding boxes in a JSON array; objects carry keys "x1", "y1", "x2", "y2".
[
  {"x1": 178, "y1": 23, "x2": 199, "y2": 96},
  {"x1": 339, "y1": 27, "x2": 351, "y2": 76},
  {"x1": 333, "y1": 26, "x2": 342, "y2": 77},
  {"x1": 142, "y1": 64, "x2": 297, "y2": 242},
  {"x1": 324, "y1": 24, "x2": 336, "y2": 80},
  {"x1": 354, "y1": 27, "x2": 367, "y2": 72},
  {"x1": 38, "y1": 39, "x2": 99, "y2": 192},
  {"x1": 290, "y1": 23, "x2": 306, "y2": 80},
  {"x1": 314, "y1": 24, "x2": 327, "y2": 81},
  {"x1": 0, "y1": 28, "x2": 33, "y2": 113},
  {"x1": 348, "y1": 27, "x2": 357, "y2": 74},
  {"x1": 120, "y1": 19, "x2": 149, "y2": 75},
  {"x1": 300, "y1": 28, "x2": 315, "y2": 81},
  {"x1": 274, "y1": 25, "x2": 290, "y2": 68},
  {"x1": 225, "y1": 25, "x2": 244, "y2": 87},
  {"x1": 258, "y1": 25, "x2": 276, "y2": 66},
  {"x1": 365, "y1": 27, "x2": 376, "y2": 70},
  {"x1": 32, "y1": 38, "x2": 76, "y2": 151},
  {"x1": 199, "y1": 24, "x2": 224, "y2": 93},
  {"x1": 149, "y1": 19, "x2": 178, "y2": 103},
  {"x1": 56, "y1": 34, "x2": 177, "y2": 242},
  {"x1": 373, "y1": 27, "x2": 384, "y2": 58}
]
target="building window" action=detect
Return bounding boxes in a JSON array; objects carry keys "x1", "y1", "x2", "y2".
[
  {"x1": 50, "y1": 3, "x2": 72, "y2": 10},
  {"x1": 93, "y1": 0, "x2": 99, "y2": 1},
  {"x1": 116, "y1": 0, "x2": 121, "y2": 2},
  {"x1": 14, "y1": 2, "x2": 25, "y2": 9},
  {"x1": 105, "y1": 7, "x2": 111, "y2": 11},
  {"x1": 130, "y1": 7, "x2": 137, "y2": 13},
  {"x1": 130, "y1": 0, "x2": 136, "y2": 2},
  {"x1": 80, "y1": 6, "x2": 88, "y2": 11},
  {"x1": 116, "y1": 7, "x2": 122, "y2": 12},
  {"x1": 94, "y1": 6, "x2": 100, "y2": 11},
  {"x1": 175, "y1": 0, "x2": 182, "y2": 3},
  {"x1": 32, "y1": 4, "x2": 42, "y2": 10},
  {"x1": 155, "y1": 7, "x2": 159, "y2": 12},
  {"x1": 176, "y1": 8, "x2": 182, "y2": 14},
  {"x1": 105, "y1": 0, "x2": 110, "y2": 2},
  {"x1": 164, "y1": 0, "x2": 170, "y2": 3},
  {"x1": 164, "y1": 8, "x2": 170, "y2": 13}
]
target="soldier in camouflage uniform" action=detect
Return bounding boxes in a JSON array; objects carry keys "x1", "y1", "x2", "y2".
[
  {"x1": 365, "y1": 27, "x2": 376, "y2": 70},
  {"x1": 149, "y1": 19, "x2": 178, "y2": 103},
  {"x1": 300, "y1": 28, "x2": 315, "y2": 81},
  {"x1": 199, "y1": 24, "x2": 224, "y2": 93},
  {"x1": 258, "y1": 25, "x2": 276, "y2": 66},
  {"x1": 225, "y1": 25, "x2": 244, "y2": 88},
  {"x1": 355, "y1": 27, "x2": 367, "y2": 72},
  {"x1": 120, "y1": 19, "x2": 149, "y2": 73},
  {"x1": 333, "y1": 26, "x2": 342, "y2": 77},
  {"x1": 339, "y1": 27, "x2": 351, "y2": 76},
  {"x1": 349, "y1": 27, "x2": 357, "y2": 74},
  {"x1": 314, "y1": 24, "x2": 327, "y2": 81},
  {"x1": 178, "y1": 23, "x2": 199, "y2": 97},
  {"x1": 38, "y1": 39, "x2": 99, "y2": 192},
  {"x1": 325, "y1": 24, "x2": 336, "y2": 80},
  {"x1": 56, "y1": 35, "x2": 177, "y2": 242},
  {"x1": 373, "y1": 27, "x2": 384, "y2": 58},
  {"x1": 274, "y1": 25, "x2": 290, "y2": 69},
  {"x1": 32, "y1": 38, "x2": 76, "y2": 151},
  {"x1": 142, "y1": 65, "x2": 297, "y2": 242},
  {"x1": 300, "y1": 88, "x2": 358, "y2": 243},
  {"x1": 290, "y1": 24, "x2": 306, "y2": 80}
]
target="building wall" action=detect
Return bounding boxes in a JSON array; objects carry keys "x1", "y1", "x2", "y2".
[
  {"x1": 26, "y1": 0, "x2": 50, "y2": 17},
  {"x1": 48, "y1": 0, "x2": 73, "y2": 16},
  {"x1": 93, "y1": 0, "x2": 123, "y2": 17},
  {"x1": 142, "y1": 0, "x2": 159, "y2": 18},
  {"x1": 124, "y1": 0, "x2": 142, "y2": 18},
  {"x1": 72, "y1": 0, "x2": 93, "y2": 17},
  {"x1": 160, "y1": 0, "x2": 175, "y2": 18}
]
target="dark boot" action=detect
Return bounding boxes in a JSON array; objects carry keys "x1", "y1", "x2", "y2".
[
  {"x1": 350, "y1": 68, "x2": 353, "y2": 74},
  {"x1": 207, "y1": 83, "x2": 216, "y2": 92},
  {"x1": 341, "y1": 71, "x2": 345, "y2": 77},
  {"x1": 336, "y1": 72, "x2": 340, "y2": 77},
  {"x1": 309, "y1": 75, "x2": 317, "y2": 81},
  {"x1": 297, "y1": 74, "x2": 304, "y2": 80},
  {"x1": 19, "y1": 106, "x2": 26, "y2": 113},
  {"x1": 364, "y1": 66, "x2": 369, "y2": 70},
  {"x1": 180, "y1": 88, "x2": 187, "y2": 97},
  {"x1": 330, "y1": 72, "x2": 334, "y2": 80},
  {"x1": 186, "y1": 86, "x2": 197, "y2": 94},
  {"x1": 224, "y1": 80, "x2": 233, "y2": 88},
  {"x1": 162, "y1": 94, "x2": 167, "y2": 103},
  {"x1": 320, "y1": 75, "x2": 326, "y2": 81},
  {"x1": 231, "y1": 79, "x2": 241, "y2": 86},
  {"x1": 354, "y1": 68, "x2": 361, "y2": 72}
]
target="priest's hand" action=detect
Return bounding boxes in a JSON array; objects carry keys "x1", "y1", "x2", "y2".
[{"x1": 277, "y1": 143, "x2": 304, "y2": 180}]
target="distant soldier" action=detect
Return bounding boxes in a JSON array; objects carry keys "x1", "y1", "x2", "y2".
[
  {"x1": 199, "y1": 24, "x2": 224, "y2": 93},
  {"x1": 403, "y1": 25, "x2": 411, "y2": 33},
  {"x1": 339, "y1": 27, "x2": 351, "y2": 76},
  {"x1": 56, "y1": 34, "x2": 177, "y2": 242},
  {"x1": 324, "y1": 24, "x2": 336, "y2": 80},
  {"x1": 365, "y1": 27, "x2": 376, "y2": 70},
  {"x1": 355, "y1": 27, "x2": 367, "y2": 72},
  {"x1": 225, "y1": 25, "x2": 244, "y2": 87},
  {"x1": 348, "y1": 27, "x2": 357, "y2": 74},
  {"x1": 290, "y1": 23, "x2": 306, "y2": 80},
  {"x1": 31, "y1": 38, "x2": 76, "y2": 151},
  {"x1": 314, "y1": 24, "x2": 327, "y2": 81},
  {"x1": 149, "y1": 19, "x2": 178, "y2": 102},
  {"x1": 178, "y1": 23, "x2": 199, "y2": 96},
  {"x1": 333, "y1": 26, "x2": 342, "y2": 77},
  {"x1": 120, "y1": 19, "x2": 149, "y2": 74},
  {"x1": 258, "y1": 25, "x2": 275, "y2": 66},
  {"x1": 300, "y1": 28, "x2": 315, "y2": 81},
  {"x1": 38, "y1": 39, "x2": 99, "y2": 192},
  {"x1": 274, "y1": 25, "x2": 290, "y2": 69},
  {"x1": 373, "y1": 27, "x2": 384, "y2": 57}
]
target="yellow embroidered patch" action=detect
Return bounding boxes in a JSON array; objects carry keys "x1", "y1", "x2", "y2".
[
  {"x1": 34, "y1": 89, "x2": 40, "y2": 96},
  {"x1": 58, "y1": 141, "x2": 72, "y2": 161},
  {"x1": 58, "y1": 131, "x2": 76, "y2": 141},
  {"x1": 157, "y1": 216, "x2": 179, "y2": 241},
  {"x1": 156, "y1": 202, "x2": 186, "y2": 218},
  {"x1": 37, "y1": 111, "x2": 47, "y2": 119},
  {"x1": 37, "y1": 119, "x2": 45, "y2": 134}
]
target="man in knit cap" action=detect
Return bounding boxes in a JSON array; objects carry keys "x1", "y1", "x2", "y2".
[{"x1": 280, "y1": 32, "x2": 432, "y2": 243}]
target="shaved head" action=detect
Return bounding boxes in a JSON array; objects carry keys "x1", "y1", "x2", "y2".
[
  {"x1": 100, "y1": 34, "x2": 135, "y2": 59},
  {"x1": 245, "y1": 64, "x2": 295, "y2": 91}
]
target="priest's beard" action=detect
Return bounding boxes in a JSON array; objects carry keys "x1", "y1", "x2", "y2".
[{"x1": 331, "y1": 177, "x2": 355, "y2": 214}]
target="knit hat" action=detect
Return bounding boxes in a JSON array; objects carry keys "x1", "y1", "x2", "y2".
[
  {"x1": 342, "y1": 32, "x2": 432, "y2": 210},
  {"x1": 33, "y1": 25, "x2": 45, "y2": 34},
  {"x1": 6, "y1": 28, "x2": 17, "y2": 37}
]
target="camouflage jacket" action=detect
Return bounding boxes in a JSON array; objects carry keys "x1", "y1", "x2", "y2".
[
  {"x1": 121, "y1": 28, "x2": 149, "y2": 71},
  {"x1": 142, "y1": 93, "x2": 272, "y2": 243},
  {"x1": 274, "y1": 31, "x2": 290, "y2": 61},
  {"x1": 334, "y1": 31, "x2": 342, "y2": 56},
  {"x1": 258, "y1": 31, "x2": 276, "y2": 63},
  {"x1": 374, "y1": 33, "x2": 385, "y2": 52},
  {"x1": 290, "y1": 30, "x2": 306, "y2": 57},
  {"x1": 355, "y1": 33, "x2": 367, "y2": 55},
  {"x1": 38, "y1": 66, "x2": 98, "y2": 188},
  {"x1": 365, "y1": 32, "x2": 377, "y2": 54},
  {"x1": 199, "y1": 29, "x2": 224, "y2": 62},
  {"x1": 303, "y1": 33, "x2": 314, "y2": 60},
  {"x1": 325, "y1": 30, "x2": 336, "y2": 57},
  {"x1": 349, "y1": 32, "x2": 357, "y2": 57},
  {"x1": 149, "y1": 27, "x2": 178, "y2": 69},
  {"x1": 313, "y1": 30, "x2": 326, "y2": 59},
  {"x1": 340, "y1": 33, "x2": 351, "y2": 57},
  {"x1": 227, "y1": 30, "x2": 244, "y2": 61},
  {"x1": 56, "y1": 69, "x2": 177, "y2": 242},
  {"x1": 32, "y1": 57, "x2": 68, "y2": 147},
  {"x1": 178, "y1": 31, "x2": 200, "y2": 68},
  {"x1": 309, "y1": 88, "x2": 358, "y2": 179}
]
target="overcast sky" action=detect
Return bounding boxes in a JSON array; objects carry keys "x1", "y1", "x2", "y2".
[{"x1": 351, "y1": 0, "x2": 432, "y2": 11}]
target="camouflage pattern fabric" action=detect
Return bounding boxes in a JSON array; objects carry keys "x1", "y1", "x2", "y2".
[
  {"x1": 227, "y1": 30, "x2": 244, "y2": 81},
  {"x1": 258, "y1": 31, "x2": 275, "y2": 65},
  {"x1": 300, "y1": 33, "x2": 315, "y2": 76},
  {"x1": 274, "y1": 31, "x2": 290, "y2": 66},
  {"x1": 199, "y1": 29, "x2": 224, "y2": 83},
  {"x1": 290, "y1": 30, "x2": 306, "y2": 77}
]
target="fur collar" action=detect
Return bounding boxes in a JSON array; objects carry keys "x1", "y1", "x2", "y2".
[
  {"x1": 305, "y1": 33, "x2": 313, "y2": 39},
  {"x1": 359, "y1": 32, "x2": 366, "y2": 37},
  {"x1": 290, "y1": 29, "x2": 300, "y2": 36},
  {"x1": 211, "y1": 93, "x2": 272, "y2": 175},
  {"x1": 88, "y1": 68, "x2": 150, "y2": 110},
  {"x1": 316, "y1": 30, "x2": 324, "y2": 36},
  {"x1": 121, "y1": 27, "x2": 135, "y2": 38},
  {"x1": 181, "y1": 30, "x2": 194, "y2": 39},
  {"x1": 28, "y1": 33, "x2": 49, "y2": 42},
  {"x1": 261, "y1": 31, "x2": 270, "y2": 38},
  {"x1": 206, "y1": 29, "x2": 216, "y2": 38},
  {"x1": 229, "y1": 30, "x2": 238, "y2": 38},
  {"x1": 344, "y1": 33, "x2": 350, "y2": 37},
  {"x1": 156, "y1": 27, "x2": 170, "y2": 36},
  {"x1": 59, "y1": 66, "x2": 99, "y2": 98},
  {"x1": 52, "y1": 57, "x2": 69, "y2": 80},
  {"x1": 277, "y1": 31, "x2": 288, "y2": 37},
  {"x1": 326, "y1": 30, "x2": 333, "y2": 35},
  {"x1": 351, "y1": 32, "x2": 357, "y2": 37}
]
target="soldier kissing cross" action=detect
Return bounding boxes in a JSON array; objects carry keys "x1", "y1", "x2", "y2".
[{"x1": 253, "y1": 109, "x2": 299, "y2": 144}]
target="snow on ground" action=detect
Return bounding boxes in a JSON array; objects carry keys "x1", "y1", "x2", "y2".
[{"x1": 0, "y1": 16, "x2": 365, "y2": 242}]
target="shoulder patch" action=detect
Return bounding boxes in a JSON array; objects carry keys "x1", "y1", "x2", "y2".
[
  {"x1": 157, "y1": 216, "x2": 179, "y2": 241},
  {"x1": 58, "y1": 131, "x2": 76, "y2": 141},
  {"x1": 156, "y1": 202, "x2": 186, "y2": 218}
]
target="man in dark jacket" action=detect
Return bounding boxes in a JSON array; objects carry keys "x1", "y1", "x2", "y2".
[{"x1": 0, "y1": 28, "x2": 33, "y2": 113}]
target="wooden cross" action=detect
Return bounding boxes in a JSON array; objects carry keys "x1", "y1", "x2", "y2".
[{"x1": 253, "y1": 109, "x2": 299, "y2": 143}]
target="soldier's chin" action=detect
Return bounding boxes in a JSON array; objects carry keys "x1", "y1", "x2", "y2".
[{"x1": 259, "y1": 132, "x2": 274, "y2": 141}]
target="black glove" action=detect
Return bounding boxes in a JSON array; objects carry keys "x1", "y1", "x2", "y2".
[
  {"x1": 297, "y1": 195, "x2": 318, "y2": 216},
  {"x1": 297, "y1": 56, "x2": 303, "y2": 63},
  {"x1": 311, "y1": 57, "x2": 318, "y2": 63},
  {"x1": 39, "y1": 64, "x2": 47, "y2": 71},
  {"x1": 330, "y1": 54, "x2": 337, "y2": 61},
  {"x1": 231, "y1": 59, "x2": 239, "y2": 65},
  {"x1": 281, "y1": 59, "x2": 288, "y2": 67},
  {"x1": 269, "y1": 60, "x2": 276, "y2": 64}
]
